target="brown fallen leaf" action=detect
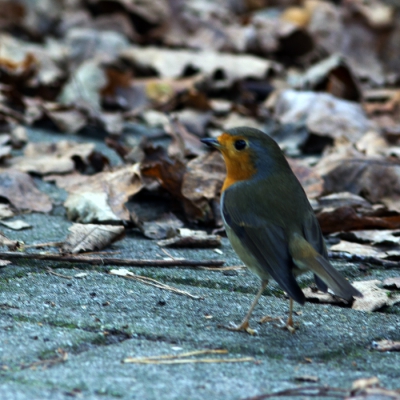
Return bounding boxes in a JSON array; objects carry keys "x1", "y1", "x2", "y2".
[
  {"x1": 54, "y1": 164, "x2": 142, "y2": 223},
  {"x1": 157, "y1": 228, "x2": 221, "y2": 248},
  {"x1": 9, "y1": 141, "x2": 98, "y2": 175},
  {"x1": 181, "y1": 151, "x2": 225, "y2": 224},
  {"x1": 120, "y1": 47, "x2": 275, "y2": 86},
  {"x1": 371, "y1": 340, "x2": 400, "y2": 352},
  {"x1": 141, "y1": 144, "x2": 186, "y2": 202},
  {"x1": 318, "y1": 155, "x2": 400, "y2": 206},
  {"x1": 330, "y1": 241, "x2": 388, "y2": 258},
  {"x1": 0, "y1": 170, "x2": 52, "y2": 213},
  {"x1": 317, "y1": 207, "x2": 400, "y2": 234},
  {"x1": 62, "y1": 223, "x2": 125, "y2": 254},
  {"x1": 352, "y1": 280, "x2": 400, "y2": 311}
]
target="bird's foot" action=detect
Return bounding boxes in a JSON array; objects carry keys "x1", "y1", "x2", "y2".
[
  {"x1": 276, "y1": 316, "x2": 296, "y2": 333},
  {"x1": 219, "y1": 320, "x2": 257, "y2": 335}
]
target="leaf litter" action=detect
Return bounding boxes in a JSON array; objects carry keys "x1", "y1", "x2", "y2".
[{"x1": 2, "y1": 0, "x2": 400, "y2": 316}]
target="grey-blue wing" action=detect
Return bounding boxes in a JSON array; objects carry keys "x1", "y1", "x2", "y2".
[{"x1": 222, "y1": 195, "x2": 306, "y2": 304}]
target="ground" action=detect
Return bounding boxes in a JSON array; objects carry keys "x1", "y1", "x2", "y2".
[{"x1": 0, "y1": 128, "x2": 399, "y2": 400}]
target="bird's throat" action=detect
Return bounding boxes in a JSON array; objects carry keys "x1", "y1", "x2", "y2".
[{"x1": 221, "y1": 153, "x2": 257, "y2": 191}]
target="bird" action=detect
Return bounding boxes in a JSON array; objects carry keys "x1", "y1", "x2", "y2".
[{"x1": 201, "y1": 127, "x2": 362, "y2": 334}]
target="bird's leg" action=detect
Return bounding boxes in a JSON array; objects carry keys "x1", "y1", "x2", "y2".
[
  {"x1": 286, "y1": 298, "x2": 296, "y2": 334},
  {"x1": 223, "y1": 280, "x2": 267, "y2": 335},
  {"x1": 274, "y1": 297, "x2": 296, "y2": 333}
]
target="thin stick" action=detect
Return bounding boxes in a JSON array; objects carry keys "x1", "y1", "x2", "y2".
[
  {"x1": 243, "y1": 386, "x2": 349, "y2": 399},
  {"x1": 46, "y1": 268, "x2": 73, "y2": 280},
  {"x1": 0, "y1": 252, "x2": 224, "y2": 268},
  {"x1": 124, "y1": 349, "x2": 227, "y2": 363},
  {"x1": 123, "y1": 349, "x2": 255, "y2": 364},
  {"x1": 124, "y1": 357, "x2": 255, "y2": 365},
  {"x1": 23, "y1": 242, "x2": 63, "y2": 249},
  {"x1": 109, "y1": 270, "x2": 202, "y2": 300}
]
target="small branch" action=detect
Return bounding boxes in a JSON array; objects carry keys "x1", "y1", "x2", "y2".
[
  {"x1": 243, "y1": 386, "x2": 349, "y2": 400},
  {"x1": 329, "y1": 251, "x2": 400, "y2": 269},
  {"x1": 46, "y1": 267, "x2": 73, "y2": 280},
  {"x1": 0, "y1": 252, "x2": 224, "y2": 268},
  {"x1": 109, "y1": 269, "x2": 203, "y2": 300},
  {"x1": 123, "y1": 349, "x2": 256, "y2": 365}
]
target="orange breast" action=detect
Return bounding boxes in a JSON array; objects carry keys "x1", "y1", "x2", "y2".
[{"x1": 218, "y1": 133, "x2": 257, "y2": 191}]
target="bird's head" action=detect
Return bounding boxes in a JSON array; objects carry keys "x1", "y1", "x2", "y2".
[{"x1": 201, "y1": 127, "x2": 287, "y2": 190}]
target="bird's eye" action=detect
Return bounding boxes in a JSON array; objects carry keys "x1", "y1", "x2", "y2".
[{"x1": 234, "y1": 140, "x2": 246, "y2": 150}]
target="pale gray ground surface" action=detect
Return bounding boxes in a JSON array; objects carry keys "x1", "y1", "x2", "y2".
[{"x1": 0, "y1": 128, "x2": 399, "y2": 400}]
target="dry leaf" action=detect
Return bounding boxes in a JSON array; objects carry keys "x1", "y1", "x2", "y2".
[
  {"x1": 58, "y1": 164, "x2": 142, "y2": 223},
  {"x1": 317, "y1": 207, "x2": 400, "y2": 234},
  {"x1": 9, "y1": 141, "x2": 97, "y2": 175},
  {"x1": 271, "y1": 90, "x2": 373, "y2": 144},
  {"x1": 352, "y1": 280, "x2": 400, "y2": 311},
  {"x1": 120, "y1": 47, "x2": 275, "y2": 85},
  {"x1": 0, "y1": 170, "x2": 52, "y2": 213},
  {"x1": 181, "y1": 151, "x2": 225, "y2": 224},
  {"x1": 62, "y1": 223, "x2": 125, "y2": 254},
  {"x1": 141, "y1": 144, "x2": 186, "y2": 200}
]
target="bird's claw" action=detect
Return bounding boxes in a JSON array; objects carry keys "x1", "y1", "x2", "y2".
[{"x1": 218, "y1": 321, "x2": 258, "y2": 335}]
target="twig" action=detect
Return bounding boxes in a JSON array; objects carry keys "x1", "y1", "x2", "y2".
[
  {"x1": 329, "y1": 251, "x2": 400, "y2": 269},
  {"x1": 199, "y1": 266, "x2": 245, "y2": 271},
  {"x1": 0, "y1": 252, "x2": 224, "y2": 268},
  {"x1": 46, "y1": 267, "x2": 73, "y2": 280},
  {"x1": 23, "y1": 242, "x2": 63, "y2": 249},
  {"x1": 123, "y1": 349, "x2": 256, "y2": 365},
  {"x1": 243, "y1": 386, "x2": 349, "y2": 400},
  {"x1": 124, "y1": 357, "x2": 256, "y2": 365},
  {"x1": 109, "y1": 269, "x2": 202, "y2": 300},
  {"x1": 160, "y1": 248, "x2": 176, "y2": 260}
]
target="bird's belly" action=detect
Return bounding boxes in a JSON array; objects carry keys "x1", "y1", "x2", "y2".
[{"x1": 225, "y1": 224, "x2": 270, "y2": 281}]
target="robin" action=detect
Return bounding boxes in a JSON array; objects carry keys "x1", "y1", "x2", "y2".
[{"x1": 201, "y1": 127, "x2": 362, "y2": 334}]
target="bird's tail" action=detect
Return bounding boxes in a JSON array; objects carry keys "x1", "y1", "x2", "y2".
[{"x1": 289, "y1": 233, "x2": 362, "y2": 301}]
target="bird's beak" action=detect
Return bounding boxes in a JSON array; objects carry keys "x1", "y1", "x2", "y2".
[{"x1": 200, "y1": 137, "x2": 221, "y2": 149}]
